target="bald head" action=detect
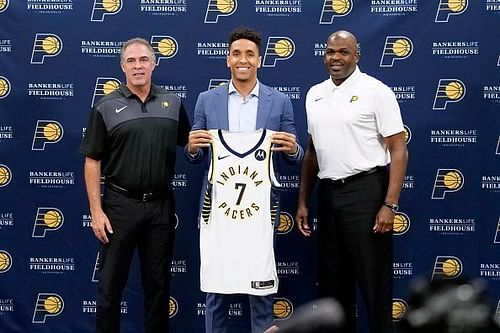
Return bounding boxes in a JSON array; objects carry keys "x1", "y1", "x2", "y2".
[{"x1": 323, "y1": 30, "x2": 360, "y2": 85}]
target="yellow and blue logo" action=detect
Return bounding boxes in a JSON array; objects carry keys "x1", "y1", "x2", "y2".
[
  {"x1": 151, "y1": 36, "x2": 178, "y2": 65},
  {"x1": 435, "y1": 0, "x2": 467, "y2": 23},
  {"x1": 393, "y1": 212, "x2": 410, "y2": 235},
  {"x1": 91, "y1": 77, "x2": 121, "y2": 107},
  {"x1": 0, "y1": 0, "x2": 9, "y2": 13},
  {"x1": 169, "y1": 296, "x2": 178, "y2": 318},
  {"x1": 208, "y1": 79, "x2": 229, "y2": 90},
  {"x1": 431, "y1": 256, "x2": 463, "y2": 281},
  {"x1": 0, "y1": 76, "x2": 10, "y2": 99},
  {"x1": 0, "y1": 164, "x2": 12, "y2": 187},
  {"x1": 0, "y1": 250, "x2": 12, "y2": 273},
  {"x1": 392, "y1": 298, "x2": 408, "y2": 321},
  {"x1": 403, "y1": 125, "x2": 411, "y2": 144},
  {"x1": 91, "y1": 0, "x2": 122, "y2": 22},
  {"x1": 431, "y1": 168, "x2": 464, "y2": 199},
  {"x1": 277, "y1": 212, "x2": 294, "y2": 234},
  {"x1": 319, "y1": 0, "x2": 352, "y2": 24},
  {"x1": 380, "y1": 36, "x2": 413, "y2": 67},
  {"x1": 32, "y1": 293, "x2": 64, "y2": 323},
  {"x1": 32, "y1": 207, "x2": 64, "y2": 238},
  {"x1": 205, "y1": 0, "x2": 237, "y2": 23},
  {"x1": 263, "y1": 37, "x2": 295, "y2": 68},
  {"x1": 273, "y1": 297, "x2": 293, "y2": 320},
  {"x1": 433, "y1": 79, "x2": 466, "y2": 110},
  {"x1": 32, "y1": 120, "x2": 63, "y2": 151},
  {"x1": 30, "y1": 33, "x2": 63, "y2": 64}
]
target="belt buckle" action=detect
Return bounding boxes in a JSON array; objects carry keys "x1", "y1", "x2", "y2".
[{"x1": 142, "y1": 192, "x2": 153, "y2": 201}]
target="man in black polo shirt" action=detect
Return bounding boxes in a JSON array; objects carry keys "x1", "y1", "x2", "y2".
[{"x1": 80, "y1": 37, "x2": 190, "y2": 333}]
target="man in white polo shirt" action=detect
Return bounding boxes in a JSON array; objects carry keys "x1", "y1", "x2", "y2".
[{"x1": 296, "y1": 30, "x2": 408, "y2": 333}]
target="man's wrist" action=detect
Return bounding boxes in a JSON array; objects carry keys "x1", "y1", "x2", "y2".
[{"x1": 286, "y1": 143, "x2": 299, "y2": 157}]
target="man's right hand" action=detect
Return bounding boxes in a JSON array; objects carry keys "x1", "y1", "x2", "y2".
[
  {"x1": 296, "y1": 204, "x2": 311, "y2": 237},
  {"x1": 188, "y1": 130, "x2": 212, "y2": 155},
  {"x1": 91, "y1": 209, "x2": 113, "y2": 244}
]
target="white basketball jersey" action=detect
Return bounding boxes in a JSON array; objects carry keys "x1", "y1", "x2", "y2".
[{"x1": 200, "y1": 129, "x2": 280, "y2": 295}]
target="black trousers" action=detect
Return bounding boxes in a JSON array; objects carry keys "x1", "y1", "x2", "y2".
[
  {"x1": 97, "y1": 189, "x2": 176, "y2": 333},
  {"x1": 318, "y1": 169, "x2": 393, "y2": 333}
]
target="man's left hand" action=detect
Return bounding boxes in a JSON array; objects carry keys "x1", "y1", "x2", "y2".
[
  {"x1": 373, "y1": 206, "x2": 394, "y2": 233},
  {"x1": 271, "y1": 132, "x2": 298, "y2": 155}
]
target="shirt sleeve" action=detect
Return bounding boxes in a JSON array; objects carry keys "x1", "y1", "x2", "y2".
[
  {"x1": 374, "y1": 86, "x2": 404, "y2": 138},
  {"x1": 79, "y1": 107, "x2": 107, "y2": 160}
]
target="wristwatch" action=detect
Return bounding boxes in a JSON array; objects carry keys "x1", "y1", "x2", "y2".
[{"x1": 383, "y1": 202, "x2": 399, "y2": 214}]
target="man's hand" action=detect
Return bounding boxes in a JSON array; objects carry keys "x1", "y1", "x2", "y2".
[
  {"x1": 271, "y1": 132, "x2": 298, "y2": 155},
  {"x1": 91, "y1": 209, "x2": 113, "y2": 243},
  {"x1": 188, "y1": 130, "x2": 212, "y2": 155},
  {"x1": 373, "y1": 206, "x2": 394, "y2": 234},
  {"x1": 296, "y1": 204, "x2": 311, "y2": 237}
]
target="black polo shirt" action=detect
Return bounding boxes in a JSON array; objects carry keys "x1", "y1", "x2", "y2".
[{"x1": 80, "y1": 84, "x2": 190, "y2": 192}]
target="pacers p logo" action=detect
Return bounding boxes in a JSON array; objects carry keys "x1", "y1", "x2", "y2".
[
  {"x1": 91, "y1": 0, "x2": 122, "y2": 22},
  {"x1": 403, "y1": 125, "x2": 412, "y2": 144},
  {"x1": 392, "y1": 299, "x2": 408, "y2": 321},
  {"x1": 91, "y1": 77, "x2": 120, "y2": 107},
  {"x1": 169, "y1": 296, "x2": 178, "y2": 318},
  {"x1": 32, "y1": 207, "x2": 64, "y2": 238},
  {"x1": 277, "y1": 212, "x2": 294, "y2": 234},
  {"x1": 319, "y1": 0, "x2": 352, "y2": 24},
  {"x1": 32, "y1": 120, "x2": 63, "y2": 151},
  {"x1": 433, "y1": 79, "x2": 466, "y2": 110},
  {"x1": 435, "y1": 0, "x2": 467, "y2": 23},
  {"x1": 0, "y1": 164, "x2": 12, "y2": 187},
  {"x1": 431, "y1": 168, "x2": 464, "y2": 199},
  {"x1": 32, "y1": 293, "x2": 64, "y2": 323},
  {"x1": 31, "y1": 33, "x2": 62, "y2": 64},
  {"x1": 0, "y1": 250, "x2": 12, "y2": 273},
  {"x1": 0, "y1": 0, "x2": 9, "y2": 13},
  {"x1": 263, "y1": 37, "x2": 295, "y2": 67},
  {"x1": 380, "y1": 36, "x2": 413, "y2": 67},
  {"x1": 393, "y1": 212, "x2": 410, "y2": 235},
  {"x1": 205, "y1": 0, "x2": 237, "y2": 23},
  {"x1": 151, "y1": 36, "x2": 178, "y2": 65},
  {"x1": 273, "y1": 298, "x2": 293, "y2": 320},
  {"x1": 431, "y1": 256, "x2": 463, "y2": 281},
  {"x1": 0, "y1": 76, "x2": 10, "y2": 99}
]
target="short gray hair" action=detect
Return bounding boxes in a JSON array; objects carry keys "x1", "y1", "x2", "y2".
[{"x1": 120, "y1": 37, "x2": 156, "y2": 64}]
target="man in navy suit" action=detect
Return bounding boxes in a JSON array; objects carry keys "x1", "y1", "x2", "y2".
[{"x1": 186, "y1": 27, "x2": 303, "y2": 333}]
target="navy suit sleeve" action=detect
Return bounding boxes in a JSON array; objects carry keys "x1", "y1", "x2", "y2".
[
  {"x1": 279, "y1": 94, "x2": 304, "y2": 164},
  {"x1": 184, "y1": 91, "x2": 208, "y2": 163}
]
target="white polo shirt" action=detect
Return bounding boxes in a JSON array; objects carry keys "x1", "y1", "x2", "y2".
[{"x1": 305, "y1": 66, "x2": 404, "y2": 180}]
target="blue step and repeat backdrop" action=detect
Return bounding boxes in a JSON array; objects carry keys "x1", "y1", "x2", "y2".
[{"x1": 0, "y1": 0, "x2": 499, "y2": 332}]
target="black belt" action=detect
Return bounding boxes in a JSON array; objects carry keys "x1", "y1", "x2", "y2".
[
  {"x1": 327, "y1": 166, "x2": 386, "y2": 185},
  {"x1": 106, "y1": 182, "x2": 170, "y2": 202}
]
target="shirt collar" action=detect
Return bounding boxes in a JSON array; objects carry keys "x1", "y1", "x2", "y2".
[
  {"x1": 228, "y1": 80, "x2": 260, "y2": 98},
  {"x1": 328, "y1": 66, "x2": 360, "y2": 92},
  {"x1": 120, "y1": 83, "x2": 158, "y2": 100}
]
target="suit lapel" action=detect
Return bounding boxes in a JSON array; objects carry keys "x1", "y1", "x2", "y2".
[
  {"x1": 256, "y1": 84, "x2": 273, "y2": 129},
  {"x1": 213, "y1": 85, "x2": 229, "y2": 130}
]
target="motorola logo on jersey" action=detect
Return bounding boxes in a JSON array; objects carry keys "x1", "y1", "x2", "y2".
[
  {"x1": 435, "y1": 0, "x2": 467, "y2": 22},
  {"x1": 403, "y1": 125, "x2": 411, "y2": 144},
  {"x1": 263, "y1": 37, "x2": 295, "y2": 67},
  {"x1": 431, "y1": 256, "x2": 463, "y2": 281},
  {"x1": 91, "y1": 251, "x2": 99, "y2": 282},
  {"x1": 432, "y1": 79, "x2": 466, "y2": 110},
  {"x1": 30, "y1": 33, "x2": 62, "y2": 64},
  {"x1": 32, "y1": 120, "x2": 63, "y2": 151},
  {"x1": 277, "y1": 211, "x2": 294, "y2": 234},
  {"x1": 32, "y1": 207, "x2": 64, "y2": 238},
  {"x1": 431, "y1": 168, "x2": 464, "y2": 199},
  {"x1": 0, "y1": 0, "x2": 9, "y2": 13},
  {"x1": 0, "y1": 76, "x2": 11, "y2": 99},
  {"x1": 32, "y1": 293, "x2": 64, "y2": 323},
  {"x1": 319, "y1": 0, "x2": 352, "y2": 24},
  {"x1": 380, "y1": 36, "x2": 413, "y2": 67},
  {"x1": 205, "y1": 0, "x2": 237, "y2": 23},
  {"x1": 393, "y1": 212, "x2": 410, "y2": 235},
  {"x1": 273, "y1": 297, "x2": 293, "y2": 320},
  {"x1": 208, "y1": 79, "x2": 228, "y2": 90},
  {"x1": 254, "y1": 149, "x2": 266, "y2": 161},
  {"x1": 90, "y1": 0, "x2": 122, "y2": 22},
  {"x1": 91, "y1": 77, "x2": 121, "y2": 107},
  {"x1": 0, "y1": 250, "x2": 12, "y2": 273},
  {"x1": 392, "y1": 298, "x2": 408, "y2": 321},
  {"x1": 150, "y1": 36, "x2": 178, "y2": 65},
  {"x1": 169, "y1": 296, "x2": 178, "y2": 318},
  {"x1": 0, "y1": 164, "x2": 12, "y2": 187}
]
